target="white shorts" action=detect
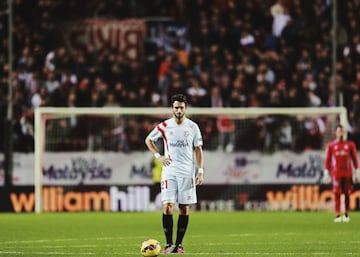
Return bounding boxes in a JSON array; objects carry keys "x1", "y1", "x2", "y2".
[{"x1": 161, "y1": 176, "x2": 197, "y2": 205}]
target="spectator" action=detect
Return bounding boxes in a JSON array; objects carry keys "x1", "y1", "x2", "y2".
[
  {"x1": 1, "y1": 0, "x2": 360, "y2": 152},
  {"x1": 186, "y1": 77, "x2": 208, "y2": 107}
]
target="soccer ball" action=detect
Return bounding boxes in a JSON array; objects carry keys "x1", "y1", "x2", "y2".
[{"x1": 140, "y1": 239, "x2": 161, "y2": 257}]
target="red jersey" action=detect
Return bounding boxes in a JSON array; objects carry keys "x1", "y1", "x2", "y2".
[{"x1": 324, "y1": 139, "x2": 359, "y2": 178}]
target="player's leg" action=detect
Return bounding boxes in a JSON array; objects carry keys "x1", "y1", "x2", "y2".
[
  {"x1": 161, "y1": 177, "x2": 177, "y2": 253},
  {"x1": 333, "y1": 192, "x2": 342, "y2": 222},
  {"x1": 173, "y1": 177, "x2": 197, "y2": 253},
  {"x1": 342, "y1": 177, "x2": 353, "y2": 222},
  {"x1": 343, "y1": 194, "x2": 350, "y2": 222},
  {"x1": 174, "y1": 204, "x2": 190, "y2": 252},
  {"x1": 332, "y1": 177, "x2": 342, "y2": 222},
  {"x1": 162, "y1": 202, "x2": 175, "y2": 250}
]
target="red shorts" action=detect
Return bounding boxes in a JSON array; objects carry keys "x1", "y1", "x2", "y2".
[{"x1": 332, "y1": 177, "x2": 353, "y2": 195}]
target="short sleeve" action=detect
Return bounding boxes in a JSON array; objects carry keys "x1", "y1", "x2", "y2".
[
  {"x1": 147, "y1": 126, "x2": 162, "y2": 142},
  {"x1": 193, "y1": 123, "x2": 203, "y2": 147}
]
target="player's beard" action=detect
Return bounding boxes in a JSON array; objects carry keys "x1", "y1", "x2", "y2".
[
  {"x1": 339, "y1": 136, "x2": 344, "y2": 141},
  {"x1": 174, "y1": 112, "x2": 184, "y2": 121}
]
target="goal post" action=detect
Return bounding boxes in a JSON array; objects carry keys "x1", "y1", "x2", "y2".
[{"x1": 34, "y1": 106, "x2": 347, "y2": 213}]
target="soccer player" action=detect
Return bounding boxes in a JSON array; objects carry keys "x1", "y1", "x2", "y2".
[
  {"x1": 323, "y1": 124, "x2": 360, "y2": 222},
  {"x1": 145, "y1": 94, "x2": 204, "y2": 254}
]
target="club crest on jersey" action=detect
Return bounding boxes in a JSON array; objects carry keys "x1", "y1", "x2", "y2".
[{"x1": 184, "y1": 131, "x2": 189, "y2": 137}]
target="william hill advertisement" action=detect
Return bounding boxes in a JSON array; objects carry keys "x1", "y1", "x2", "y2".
[
  {"x1": 2, "y1": 184, "x2": 360, "y2": 213},
  {"x1": 1, "y1": 151, "x2": 360, "y2": 212}
]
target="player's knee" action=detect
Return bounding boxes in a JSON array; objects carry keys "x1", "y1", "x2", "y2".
[
  {"x1": 178, "y1": 204, "x2": 190, "y2": 215},
  {"x1": 163, "y1": 203, "x2": 174, "y2": 214}
]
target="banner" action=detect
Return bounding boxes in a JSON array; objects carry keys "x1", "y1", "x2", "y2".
[
  {"x1": 0, "y1": 150, "x2": 334, "y2": 186},
  {"x1": 205, "y1": 151, "x2": 324, "y2": 184},
  {"x1": 2, "y1": 184, "x2": 360, "y2": 213},
  {"x1": 62, "y1": 18, "x2": 146, "y2": 63}
]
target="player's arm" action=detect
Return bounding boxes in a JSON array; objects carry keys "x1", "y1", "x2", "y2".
[
  {"x1": 351, "y1": 142, "x2": 359, "y2": 169},
  {"x1": 145, "y1": 136, "x2": 159, "y2": 155},
  {"x1": 324, "y1": 144, "x2": 332, "y2": 171},
  {"x1": 323, "y1": 144, "x2": 332, "y2": 183},
  {"x1": 145, "y1": 136, "x2": 172, "y2": 166},
  {"x1": 350, "y1": 142, "x2": 360, "y2": 181},
  {"x1": 194, "y1": 146, "x2": 204, "y2": 185}
]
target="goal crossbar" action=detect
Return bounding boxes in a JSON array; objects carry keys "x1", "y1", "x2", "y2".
[{"x1": 34, "y1": 106, "x2": 347, "y2": 116}]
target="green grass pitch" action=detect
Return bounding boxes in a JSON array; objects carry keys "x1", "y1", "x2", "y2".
[{"x1": 0, "y1": 211, "x2": 360, "y2": 256}]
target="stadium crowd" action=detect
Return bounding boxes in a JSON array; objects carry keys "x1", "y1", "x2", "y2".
[{"x1": 0, "y1": 0, "x2": 360, "y2": 152}]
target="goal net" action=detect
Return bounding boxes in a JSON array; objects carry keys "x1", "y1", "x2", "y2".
[{"x1": 34, "y1": 106, "x2": 347, "y2": 213}]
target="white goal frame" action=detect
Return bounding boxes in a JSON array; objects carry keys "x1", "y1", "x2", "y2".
[{"x1": 34, "y1": 106, "x2": 347, "y2": 213}]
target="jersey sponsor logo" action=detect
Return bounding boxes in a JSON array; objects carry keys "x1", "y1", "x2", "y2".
[
  {"x1": 335, "y1": 150, "x2": 348, "y2": 156},
  {"x1": 169, "y1": 140, "x2": 189, "y2": 147}
]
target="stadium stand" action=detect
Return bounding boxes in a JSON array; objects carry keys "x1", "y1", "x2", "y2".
[{"x1": 0, "y1": 0, "x2": 360, "y2": 152}]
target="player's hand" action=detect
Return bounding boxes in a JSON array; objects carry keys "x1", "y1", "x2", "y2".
[
  {"x1": 157, "y1": 156, "x2": 172, "y2": 166},
  {"x1": 195, "y1": 173, "x2": 203, "y2": 186},
  {"x1": 356, "y1": 169, "x2": 360, "y2": 183},
  {"x1": 322, "y1": 169, "x2": 331, "y2": 184}
]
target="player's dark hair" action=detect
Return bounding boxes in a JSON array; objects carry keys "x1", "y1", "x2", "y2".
[
  {"x1": 336, "y1": 124, "x2": 344, "y2": 130},
  {"x1": 170, "y1": 94, "x2": 187, "y2": 106}
]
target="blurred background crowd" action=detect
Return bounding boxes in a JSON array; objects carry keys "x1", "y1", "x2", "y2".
[{"x1": 0, "y1": 0, "x2": 360, "y2": 153}]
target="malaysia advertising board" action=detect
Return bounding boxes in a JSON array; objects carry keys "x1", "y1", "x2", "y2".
[
  {"x1": 0, "y1": 151, "x2": 331, "y2": 186},
  {"x1": 205, "y1": 151, "x2": 324, "y2": 184}
]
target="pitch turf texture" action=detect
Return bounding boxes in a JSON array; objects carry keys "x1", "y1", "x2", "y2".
[{"x1": 1, "y1": 212, "x2": 360, "y2": 256}]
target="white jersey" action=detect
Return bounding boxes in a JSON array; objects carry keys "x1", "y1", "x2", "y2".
[{"x1": 147, "y1": 117, "x2": 203, "y2": 178}]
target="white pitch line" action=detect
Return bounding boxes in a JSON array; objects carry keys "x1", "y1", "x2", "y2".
[
  {"x1": 194, "y1": 241, "x2": 360, "y2": 245},
  {"x1": 0, "y1": 251, "x2": 357, "y2": 256},
  {"x1": 173, "y1": 253, "x2": 355, "y2": 256},
  {"x1": 0, "y1": 251, "x2": 122, "y2": 255},
  {"x1": 1, "y1": 244, "x2": 138, "y2": 249},
  {"x1": 0, "y1": 236, "x2": 147, "y2": 245},
  {"x1": 0, "y1": 233, "x2": 301, "y2": 245},
  {"x1": 3, "y1": 240, "x2": 358, "y2": 250}
]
